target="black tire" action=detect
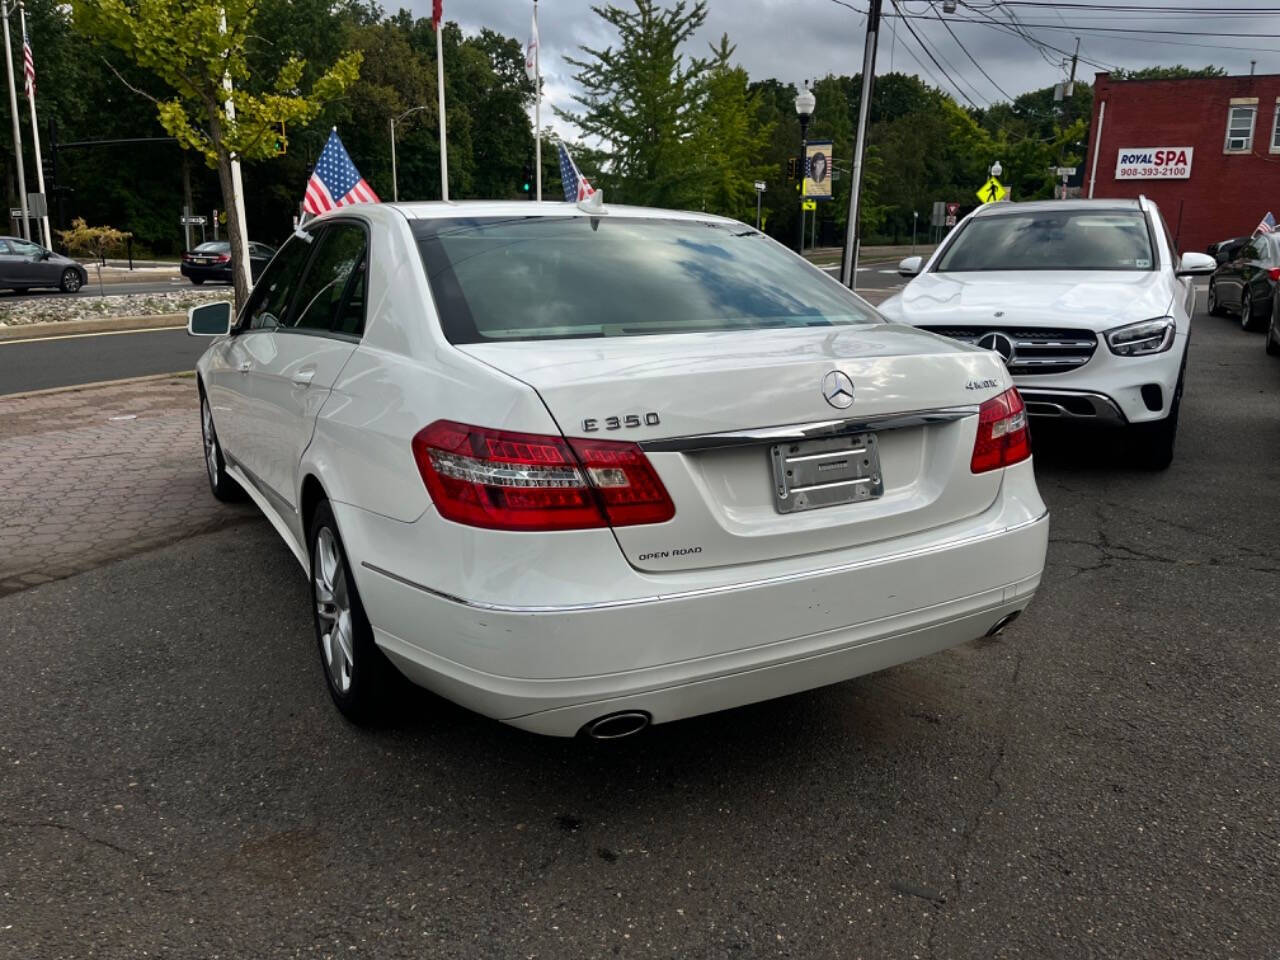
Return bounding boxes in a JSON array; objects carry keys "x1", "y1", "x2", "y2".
[
  {"x1": 1240, "y1": 289, "x2": 1264, "y2": 332},
  {"x1": 1207, "y1": 281, "x2": 1225, "y2": 317},
  {"x1": 309, "y1": 499, "x2": 398, "y2": 724},
  {"x1": 59, "y1": 268, "x2": 82, "y2": 293},
  {"x1": 1130, "y1": 364, "x2": 1184, "y2": 470},
  {"x1": 200, "y1": 391, "x2": 244, "y2": 502},
  {"x1": 190, "y1": 277, "x2": 205, "y2": 286},
  {"x1": 1267, "y1": 306, "x2": 1280, "y2": 356}
]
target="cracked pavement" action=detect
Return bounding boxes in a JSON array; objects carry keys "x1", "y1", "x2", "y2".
[{"x1": 1, "y1": 301, "x2": 1277, "y2": 958}]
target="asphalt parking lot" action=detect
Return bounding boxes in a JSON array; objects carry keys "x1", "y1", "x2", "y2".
[{"x1": 2, "y1": 301, "x2": 1278, "y2": 958}]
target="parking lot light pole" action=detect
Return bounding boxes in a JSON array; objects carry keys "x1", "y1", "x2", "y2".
[
  {"x1": 794, "y1": 85, "x2": 815, "y2": 254},
  {"x1": 390, "y1": 105, "x2": 430, "y2": 202}
]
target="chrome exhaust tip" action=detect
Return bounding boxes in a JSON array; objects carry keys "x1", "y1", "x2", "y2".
[
  {"x1": 581, "y1": 711, "x2": 651, "y2": 740},
  {"x1": 985, "y1": 610, "x2": 1021, "y2": 638}
]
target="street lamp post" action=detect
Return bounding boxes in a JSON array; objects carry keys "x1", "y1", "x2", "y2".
[
  {"x1": 990, "y1": 160, "x2": 1002, "y2": 180},
  {"x1": 794, "y1": 85, "x2": 815, "y2": 254},
  {"x1": 391, "y1": 105, "x2": 430, "y2": 202},
  {"x1": 912, "y1": 210, "x2": 918, "y2": 254}
]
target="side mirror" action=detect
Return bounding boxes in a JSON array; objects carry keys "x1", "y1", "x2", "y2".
[
  {"x1": 897, "y1": 255, "x2": 923, "y2": 278},
  {"x1": 188, "y1": 300, "x2": 233, "y2": 337},
  {"x1": 1176, "y1": 252, "x2": 1216, "y2": 277},
  {"x1": 40, "y1": 250, "x2": 50, "y2": 260}
]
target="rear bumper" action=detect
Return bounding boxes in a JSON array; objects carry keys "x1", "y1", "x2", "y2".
[
  {"x1": 346, "y1": 474, "x2": 1049, "y2": 736},
  {"x1": 180, "y1": 263, "x2": 231, "y2": 282}
]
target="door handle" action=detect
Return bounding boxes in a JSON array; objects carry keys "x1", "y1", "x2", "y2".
[
  {"x1": 291, "y1": 368, "x2": 316, "y2": 388},
  {"x1": 238, "y1": 360, "x2": 252, "y2": 373}
]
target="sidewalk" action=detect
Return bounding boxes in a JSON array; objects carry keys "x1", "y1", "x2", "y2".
[{"x1": 0, "y1": 378, "x2": 257, "y2": 595}]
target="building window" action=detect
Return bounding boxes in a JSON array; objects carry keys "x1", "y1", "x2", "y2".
[
  {"x1": 1225, "y1": 104, "x2": 1256, "y2": 152},
  {"x1": 1272, "y1": 103, "x2": 1280, "y2": 153}
]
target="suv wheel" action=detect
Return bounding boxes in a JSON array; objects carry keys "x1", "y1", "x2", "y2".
[
  {"x1": 201, "y1": 392, "x2": 243, "y2": 501},
  {"x1": 309, "y1": 499, "x2": 397, "y2": 724}
]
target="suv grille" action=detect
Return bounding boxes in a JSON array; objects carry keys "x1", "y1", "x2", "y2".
[{"x1": 918, "y1": 326, "x2": 1098, "y2": 375}]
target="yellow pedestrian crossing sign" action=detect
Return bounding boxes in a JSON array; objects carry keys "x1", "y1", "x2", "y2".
[
  {"x1": 977, "y1": 177, "x2": 1007, "y2": 204},
  {"x1": 801, "y1": 199, "x2": 817, "y2": 211}
]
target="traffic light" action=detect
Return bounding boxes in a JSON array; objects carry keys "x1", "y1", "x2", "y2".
[
  {"x1": 521, "y1": 162, "x2": 532, "y2": 195},
  {"x1": 273, "y1": 121, "x2": 287, "y2": 156},
  {"x1": 786, "y1": 157, "x2": 797, "y2": 180}
]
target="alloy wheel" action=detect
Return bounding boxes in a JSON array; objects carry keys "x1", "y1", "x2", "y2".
[
  {"x1": 314, "y1": 527, "x2": 354, "y2": 694},
  {"x1": 201, "y1": 397, "x2": 219, "y2": 484},
  {"x1": 61, "y1": 269, "x2": 81, "y2": 292},
  {"x1": 1241, "y1": 292, "x2": 1252, "y2": 330}
]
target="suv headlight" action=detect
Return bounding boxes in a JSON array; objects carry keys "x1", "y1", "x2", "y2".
[{"x1": 1104, "y1": 317, "x2": 1176, "y2": 356}]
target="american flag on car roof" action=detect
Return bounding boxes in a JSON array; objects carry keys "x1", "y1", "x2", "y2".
[
  {"x1": 1256, "y1": 212, "x2": 1276, "y2": 235},
  {"x1": 303, "y1": 129, "x2": 379, "y2": 215},
  {"x1": 557, "y1": 143, "x2": 596, "y2": 204}
]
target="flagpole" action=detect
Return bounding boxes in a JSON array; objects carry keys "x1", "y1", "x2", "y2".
[
  {"x1": 18, "y1": 1, "x2": 49, "y2": 247},
  {"x1": 435, "y1": 18, "x2": 448, "y2": 201},
  {"x1": 534, "y1": 0, "x2": 541, "y2": 202},
  {"x1": 1, "y1": 0, "x2": 30, "y2": 240}
]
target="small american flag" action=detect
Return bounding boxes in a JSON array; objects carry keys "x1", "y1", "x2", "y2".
[
  {"x1": 557, "y1": 143, "x2": 596, "y2": 203},
  {"x1": 1257, "y1": 212, "x2": 1276, "y2": 235},
  {"x1": 303, "y1": 129, "x2": 379, "y2": 215},
  {"x1": 21, "y1": 24, "x2": 34, "y2": 95}
]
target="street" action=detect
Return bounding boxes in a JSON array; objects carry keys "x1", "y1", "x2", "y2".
[{"x1": 2, "y1": 296, "x2": 1276, "y2": 957}]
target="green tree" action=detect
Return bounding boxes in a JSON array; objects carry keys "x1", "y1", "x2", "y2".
[
  {"x1": 559, "y1": 0, "x2": 711, "y2": 206},
  {"x1": 687, "y1": 36, "x2": 773, "y2": 220},
  {"x1": 1112, "y1": 65, "x2": 1225, "y2": 81},
  {"x1": 71, "y1": 0, "x2": 362, "y2": 308}
]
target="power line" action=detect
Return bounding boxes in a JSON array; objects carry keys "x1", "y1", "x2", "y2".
[
  {"x1": 889, "y1": 0, "x2": 985, "y2": 108},
  {"x1": 931, "y1": 5, "x2": 1018, "y2": 101}
]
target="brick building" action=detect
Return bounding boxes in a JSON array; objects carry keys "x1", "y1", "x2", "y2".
[{"x1": 1083, "y1": 71, "x2": 1280, "y2": 252}]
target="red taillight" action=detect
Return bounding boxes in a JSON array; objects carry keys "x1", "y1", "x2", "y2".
[
  {"x1": 215, "y1": 254, "x2": 231, "y2": 263},
  {"x1": 182, "y1": 253, "x2": 194, "y2": 261},
  {"x1": 1269, "y1": 267, "x2": 1280, "y2": 282},
  {"x1": 411, "y1": 420, "x2": 675, "y2": 531},
  {"x1": 970, "y1": 388, "x2": 1031, "y2": 473}
]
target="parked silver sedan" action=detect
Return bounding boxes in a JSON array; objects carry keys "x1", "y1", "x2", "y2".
[{"x1": 0, "y1": 236, "x2": 89, "y2": 293}]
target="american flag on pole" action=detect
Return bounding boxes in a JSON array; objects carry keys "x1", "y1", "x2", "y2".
[
  {"x1": 21, "y1": 23, "x2": 35, "y2": 95},
  {"x1": 303, "y1": 129, "x2": 379, "y2": 215},
  {"x1": 1256, "y1": 212, "x2": 1276, "y2": 235},
  {"x1": 557, "y1": 143, "x2": 596, "y2": 203}
]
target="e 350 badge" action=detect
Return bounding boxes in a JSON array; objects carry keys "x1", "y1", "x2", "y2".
[{"x1": 582, "y1": 412, "x2": 661, "y2": 432}]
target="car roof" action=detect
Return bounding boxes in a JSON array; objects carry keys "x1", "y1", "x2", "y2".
[
  {"x1": 971, "y1": 198, "x2": 1145, "y2": 219},
  {"x1": 374, "y1": 200, "x2": 741, "y2": 225}
]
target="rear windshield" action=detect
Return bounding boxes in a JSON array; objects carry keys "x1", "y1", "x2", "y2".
[
  {"x1": 194, "y1": 242, "x2": 230, "y2": 253},
  {"x1": 414, "y1": 216, "x2": 880, "y2": 343},
  {"x1": 935, "y1": 209, "x2": 1155, "y2": 272}
]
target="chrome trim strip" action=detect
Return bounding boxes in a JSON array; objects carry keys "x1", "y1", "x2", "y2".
[
  {"x1": 637, "y1": 405, "x2": 979, "y2": 454},
  {"x1": 361, "y1": 508, "x2": 1049, "y2": 615}
]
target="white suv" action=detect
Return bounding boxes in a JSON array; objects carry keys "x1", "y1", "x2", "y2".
[{"x1": 879, "y1": 197, "x2": 1216, "y2": 468}]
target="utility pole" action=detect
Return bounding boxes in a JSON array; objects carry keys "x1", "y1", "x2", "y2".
[
  {"x1": 840, "y1": 0, "x2": 882, "y2": 289},
  {"x1": 2, "y1": 0, "x2": 30, "y2": 240}
]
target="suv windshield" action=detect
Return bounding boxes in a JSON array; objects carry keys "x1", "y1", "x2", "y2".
[
  {"x1": 936, "y1": 209, "x2": 1155, "y2": 273},
  {"x1": 414, "y1": 216, "x2": 880, "y2": 343}
]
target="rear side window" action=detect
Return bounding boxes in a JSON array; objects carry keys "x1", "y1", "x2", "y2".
[
  {"x1": 289, "y1": 223, "x2": 368, "y2": 334},
  {"x1": 242, "y1": 237, "x2": 310, "y2": 330},
  {"x1": 414, "y1": 216, "x2": 879, "y2": 344}
]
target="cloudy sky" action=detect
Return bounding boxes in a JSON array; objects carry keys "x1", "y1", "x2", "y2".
[{"x1": 418, "y1": 1, "x2": 1280, "y2": 136}]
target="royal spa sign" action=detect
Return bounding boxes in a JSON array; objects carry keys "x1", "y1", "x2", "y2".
[{"x1": 1115, "y1": 147, "x2": 1194, "y2": 180}]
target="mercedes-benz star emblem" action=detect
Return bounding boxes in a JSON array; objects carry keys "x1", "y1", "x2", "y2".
[
  {"x1": 976, "y1": 331, "x2": 1016, "y2": 366},
  {"x1": 822, "y1": 370, "x2": 855, "y2": 409}
]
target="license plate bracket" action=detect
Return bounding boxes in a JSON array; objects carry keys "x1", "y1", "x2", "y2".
[{"x1": 769, "y1": 433, "x2": 884, "y2": 514}]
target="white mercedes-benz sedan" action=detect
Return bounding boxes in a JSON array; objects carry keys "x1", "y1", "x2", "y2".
[
  {"x1": 187, "y1": 201, "x2": 1048, "y2": 738},
  {"x1": 878, "y1": 197, "x2": 1216, "y2": 469}
]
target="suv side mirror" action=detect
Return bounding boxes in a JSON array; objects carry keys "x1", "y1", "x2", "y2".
[
  {"x1": 897, "y1": 255, "x2": 923, "y2": 278},
  {"x1": 1176, "y1": 252, "x2": 1216, "y2": 277},
  {"x1": 188, "y1": 301, "x2": 233, "y2": 337}
]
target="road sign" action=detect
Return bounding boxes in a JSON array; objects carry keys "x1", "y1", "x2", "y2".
[
  {"x1": 1055, "y1": 166, "x2": 1077, "y2": 177},
  {"x1": 946, "y1": 202, "x2": 959, "y2": 217},
  {"x1": 754, "y1": 180, "x2": 767, "y2": 192},
  {"x1": 9, "y1": 207, "x2": 21, "y2": 218},
  {"x1": 945, "y1": 215, "x2": 957, "y2": 227},
  {"x1": 930, "y1": 201, "x2": 946, "y2": 227},
  {"x1": 801, "y1": 198, "x2": 817, "y2": 211},
  {"x1": 26, "y1": 193, "x2": 47, "y2": 217},
  {"x1": 976, "y1": 176, "x2": 1007, "y2": 204},
  {"x1": 180, "y1": 215, "x2": 207, "y2": 226}
]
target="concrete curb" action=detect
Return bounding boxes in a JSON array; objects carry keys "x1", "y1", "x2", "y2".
[
  {"x1": 0, "y1": 371, "x2": 195, "y2": 402},
  {"x1": 0, "y1": 313, "x2": 186, "y2": 342}
]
